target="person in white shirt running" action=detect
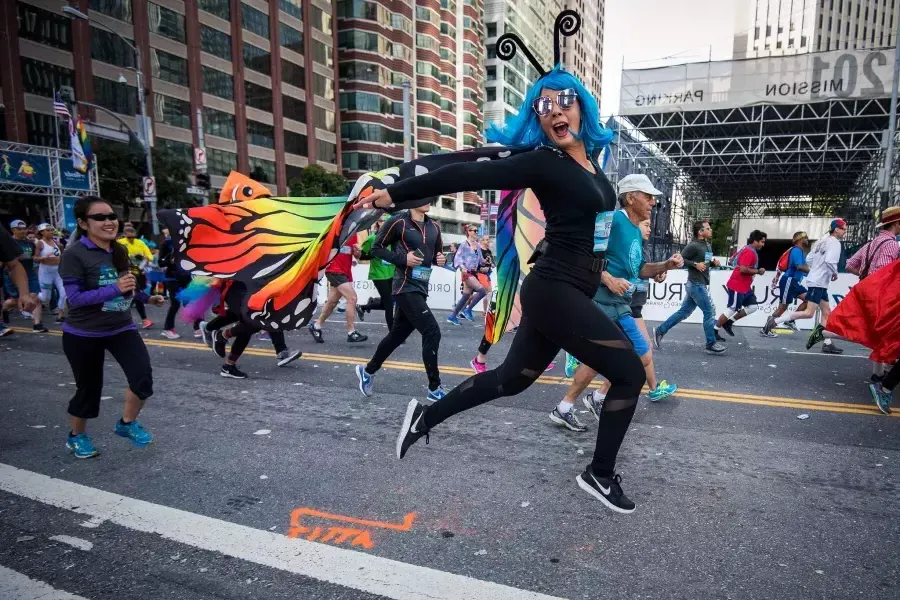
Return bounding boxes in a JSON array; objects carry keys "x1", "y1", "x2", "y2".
[
  {"x1": 34, "y1": 223, "x2": 66, "y2": 323},
  {"x1": 760, "y1": 218, "x2": 846, "y2": 354}
]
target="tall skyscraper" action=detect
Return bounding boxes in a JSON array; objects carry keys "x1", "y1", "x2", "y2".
[
  {"x1": 733, "y1": 0, "x2": 899, "y2": 59},
  {"x1": 337, "y1": 0, "x2": 485, "y2": 239},
  {"x1": 560, "y1": 0, "x2": 604, "y2": 100},
  {"x1": 4, "y1": 0, "x2": 340, "y2": 196}
]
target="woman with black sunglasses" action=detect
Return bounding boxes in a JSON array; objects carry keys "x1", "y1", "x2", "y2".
[
  {"x1": 58, "y1": 196, "x2": 164, "y2": 459},
  {"x1": 354, "y1": 66, "x2": 650, "y2": 513}
]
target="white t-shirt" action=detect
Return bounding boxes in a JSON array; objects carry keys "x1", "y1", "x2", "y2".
[{"x1": 805, "y1": 235, "x2": 842, "y2": 288}]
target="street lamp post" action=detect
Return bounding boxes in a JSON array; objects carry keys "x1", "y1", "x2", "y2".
[{"x1": 63, "y1": 5, "x2": 159, "y2": 235}]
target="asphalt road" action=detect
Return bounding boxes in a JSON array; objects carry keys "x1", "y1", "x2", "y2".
[{"x1": 1, "y1": 305, "x2": 898, "y2": 600}]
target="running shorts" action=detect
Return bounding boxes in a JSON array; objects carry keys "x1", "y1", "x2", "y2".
[
  {"x1": 630, "y1": 290, "x2": 648, "y2": 319},
  {"x1": 476, "y1": 273, "x2": 492, "y2": 289},
  {"x1": 615, "y1": 313, "x2": 650, "y2": 357},
  {"x1": 806, "y1": 286, "x2": 828, "y2": 304},
  {"x1": 778, "y1": 277, "x2": 807, "y2": 304},
  {"x1": 325, "y1": 272, "x2": 350, "y2": 287},
  {"x1": 726, "y1": 289, "x2": 758, "y2": 311},
  {"x1": 3, "y1": 270, "x2": 40, "y2": 297}
]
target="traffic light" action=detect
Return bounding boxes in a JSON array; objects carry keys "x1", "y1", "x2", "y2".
[{"x1": 195, "y1": 173, "x2": 210, "y2": 189}]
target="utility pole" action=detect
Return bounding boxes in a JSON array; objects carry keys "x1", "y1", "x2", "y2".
[
  {"x1": 882, "y1": 15, "x2": 900, "y2": 211},
  {"x1": 402, "y1": 80, "x2": 411, "y2": 162}
]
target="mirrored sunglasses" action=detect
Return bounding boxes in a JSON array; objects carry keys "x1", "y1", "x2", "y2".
[{"x1": 532, "y1": 89, "x2": 578, "y2": 117}]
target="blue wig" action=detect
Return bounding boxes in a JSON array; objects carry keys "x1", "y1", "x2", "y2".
[{"x1": 486, "y1": 65, "x2": 613, "y2": 155}]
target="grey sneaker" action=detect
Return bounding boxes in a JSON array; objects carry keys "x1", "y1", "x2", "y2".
[
  {"x1": 705, "y1": 342, "x2": 727, "y2": 354},
  {"x1": 276, "y1": 349, "x2": 302, "y2": 366},
  {"x1": 581, "y1": 391, "x2": 604, "y2": 421},
  {"x1": 549, "y1": 407, "x2": 588, "y2": 432}
]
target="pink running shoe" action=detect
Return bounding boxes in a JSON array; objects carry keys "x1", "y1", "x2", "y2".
[
  {"x1": 470, "y1": 357, "x2": 487, "y2": 374},
  {"x1": 544, "y1": 362, "x2": 555, "y2": 372}
]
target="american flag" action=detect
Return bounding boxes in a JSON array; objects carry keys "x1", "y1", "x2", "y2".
[{"x1": 53, "y1": 92, "x2": 71, "y2": 120}]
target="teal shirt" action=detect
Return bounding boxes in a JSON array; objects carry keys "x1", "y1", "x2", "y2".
[{"x1": 594, "y1": 210, "x2": 646, "y2": 315}]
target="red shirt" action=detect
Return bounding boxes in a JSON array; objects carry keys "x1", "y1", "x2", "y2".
[
  {"x1": 727, "y1": 246, "x2": 758, "y2": 294},
  {"x1": 326, "y1": 234, "x2": 357, "y2": 280}
]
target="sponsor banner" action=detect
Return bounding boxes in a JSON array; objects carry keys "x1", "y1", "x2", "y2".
[
  {"x1": 59, "y1": 158, "x2": 92, "y2": 191},
  {"x1": 62, "y1": 196, "x2": 79, "y2": 231},
  {"x1": 318, "y1": 265, "x2": 858, "y2": 329},
  {"x1": 0, "y1": 151, "x2": 51, "y2": 187},
  {"x1": 620, "y1": 48, "x2": 895, "y2": 115}
]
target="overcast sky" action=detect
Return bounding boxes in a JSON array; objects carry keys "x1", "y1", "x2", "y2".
[{"x1": 599, "y1": 0, "x2": 740, "y2": 117}]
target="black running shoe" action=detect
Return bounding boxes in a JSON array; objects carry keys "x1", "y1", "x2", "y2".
[
  {"x1": 220, "y1": 363, "x2": 248, "y2": 379},
  {"x1": 806, "y1": 324, "x2": 825, "y2": 350},
  {"x1": 549, "y1": 408, "x2": 588, "y2": 432},
  {"x1": 211, "y1": 329, "x2": 228, "y2": 358},
  {"x1": 705, "y1": 342, "x2": 727, "y2": 354},
  {"x1": 761, "y1": 315, "x2": 776, "y2": 337},
  {"x1": 822, "y1": 343, "x2": 844, "y2": 355},
  {"x1": 396, "y1": 399, "x2": 429, "y2": 459},
  {"x1": 347, "y1": 330, "x2": 368, "y2": 343},
  {"x1": 576, "y1": 466, "x2": 635, "y2": 514},
  {"x1": 356, "y1": 305, "x2": 365, "y2": 322},
  {"x1": 32, "y1": 323, "x2": 49, "y2": 333},
  {"x1": 308, "y1": 323, "x2": 324, "y2": 343},
  {"x1": 721, "y1": 320, "x2": 735, "y2": 336},
  {"x1": 715, "y1": 331, "x2": 728, "y2": 343},
  {"x1": 653, "y1": 327, "x2": 664, "y2": 349},
  {"x1": 276, "y1": 349, "x2": 302, "y2": 367}
]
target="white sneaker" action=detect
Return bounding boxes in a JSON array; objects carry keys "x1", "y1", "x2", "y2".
[{"x1": 161, "y1": 329, "x2": 181, "y2": 340}]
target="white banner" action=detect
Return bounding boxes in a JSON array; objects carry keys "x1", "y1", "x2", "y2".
[
  {"x1": 620, "y1": 48, "x2": 895, "y2": 115},
  {"x1": 318, "y1": 265, "x2": 858, "y2": 330}
]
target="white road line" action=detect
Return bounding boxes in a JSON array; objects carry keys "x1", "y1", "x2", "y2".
[
  {"x1": 785, "y1": 351, "x2": 868, "y2": 359},
  {"x1": 0, "y1": 464, "x2": 564, "y2": 600},
  {"x1": 0, "y1": 565, "x2": 89, "y2": 600}
]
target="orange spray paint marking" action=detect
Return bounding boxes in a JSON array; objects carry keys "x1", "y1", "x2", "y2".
[{"x1": 287, "y1": 508, "x2": 416, "y2": 550}]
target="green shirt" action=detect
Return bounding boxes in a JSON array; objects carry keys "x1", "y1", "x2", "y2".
[
  {"x1": 361, "y1": 233, "x2": 395, "y2": 281},
  {"x1": 593, "y1": 210, "x2": 645, "y2": 317}
]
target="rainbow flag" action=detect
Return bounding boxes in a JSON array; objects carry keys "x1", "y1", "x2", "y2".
[{"x1": 76, "y1": 117, "x2": 93, "y2": 171}]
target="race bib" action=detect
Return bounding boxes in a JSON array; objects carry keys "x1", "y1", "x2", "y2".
[
  {"x1": 99, "y1": 266, "x2": 131, "y2": 312},
  {"x1": 411, "y1": 266, "x2": 432, "y2": 282},
  {"x1": 340, "y1": 246, "x2": 352, "y2": 254},
  {"x1": 593, "y1": 211, "x2": 614, "y2": 253},
  {"x1": 704, "y1": 251, "x2": 713, "y2": 264}
]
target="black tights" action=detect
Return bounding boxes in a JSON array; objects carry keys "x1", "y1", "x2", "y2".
[
  {"x1": 208, "y1": 311, "x2": 286, "y2": 359},
  {"x1": 884, "y1": 361, "x2": 899, "y2": 392},
  {"x1": 422, "y1": 274, "x2": 645, "y2": 477},
  {"x1": 367, "y1": 292, "x2": 441, "y2": 390},
  {"x1": 363, "y1": 278, "x2": 394, "y2": 330}
]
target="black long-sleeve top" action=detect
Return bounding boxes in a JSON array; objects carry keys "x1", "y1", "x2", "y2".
[
  {"x1": 387, "y1": 146, "x2": 618, "y2": 295},
  {"x1": 371, "y1": 212, "x2": 443, "y2": 296}
]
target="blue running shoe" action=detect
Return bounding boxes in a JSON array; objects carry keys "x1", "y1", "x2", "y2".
[
  {"x1": 447, "y1": 314, "x2": 460, "y2": 326},
  {"x1": 356, "y1": 364, "x2": 374, "y2": 396},
  {"x1": 648, "y1": 380, "x2": 677, "y2": 402},
  {"x1": 427, "y1": 386, "x2": 447, "y2": 401},
  {"x1": 564, "y1": 353, "x2": 580, "y2": 378},
  {"x1": 66, "y1": 433, "x2": 99, "y2": 459},
  {"x1": 114, "y1": 420, "x2": 153, "y2": 447},
  {"x1": 869, "y1": 382, "x2": 892, "y2": 415},
  {"x1": 461, "y1": 308, "x2": 475, "y2": 321}
]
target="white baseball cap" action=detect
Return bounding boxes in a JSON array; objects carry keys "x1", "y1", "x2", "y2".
[
  {"x1": 9, "y1": 219, "x2": 26, "y2": 229},
  {"x1": 37, "y1": 223, "x2": 53, "y2": 232},
  {"x1": 617, "y1": 174, "x2": 663, "y2": 197}
]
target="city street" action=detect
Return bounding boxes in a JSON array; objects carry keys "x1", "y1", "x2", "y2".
[{"x1": 1, "y1": 306, "x2": 898, "y2": 600}]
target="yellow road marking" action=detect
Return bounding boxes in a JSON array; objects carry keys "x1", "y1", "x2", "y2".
[{"x1": 14, "y1": 328, "x2": 894, "y2": 417}]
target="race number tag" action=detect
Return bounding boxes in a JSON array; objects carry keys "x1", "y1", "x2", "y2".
[
  {"x1": 593, "y1": 211, "x2": 614, "y2": 252},
  {"x1": 411, "y1": 266, "x2": 432, "y2": 282},
  {"x1": 340, "y1": 246, "x2": 352, "y2": 254}
]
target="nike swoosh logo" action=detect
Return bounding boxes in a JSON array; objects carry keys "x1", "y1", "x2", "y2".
[{"x1": 591, "y1": 474, "x2": 610, "y2": 495}]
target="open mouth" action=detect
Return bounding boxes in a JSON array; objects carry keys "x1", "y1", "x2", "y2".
[{"x1": 552, "y1": 123, "x2": 569, "y2": 138}]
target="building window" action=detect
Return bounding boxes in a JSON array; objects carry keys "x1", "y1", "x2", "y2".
[
  {"x1": 18, "y1": 3, "x2": 72, "y2": 50},
  {"x1": 282, "y1": 95, "x2": 307, "y2": 122},
  {"x1": 148, "y1": 2, "x2": 186, "y2": 44},
  {"x1": 440, "y1": 124, "x2": 456, "y2": 138},
  {"x1": 89, "y1": 0, "x2": 132, "y2": 23},
  {"x1": 318, "y1": 140, "x2": 337, "y2": 164},
  {"x1": 503, "y1": 87, "x2": 523, "y2": 107},
  {"x1": 91, "y1": 26, "x2": 135, "y2": 68},
  {"x1": 26, "y1": 110, "x2": 62, "y2": 147},
  {"x1": 248, "y1": 120, "x2": 275, "y2": 148},
  {"x1": 151, "y1": 49, "x2": 189, "y2": 87},
  {"x1": 486, "y1": 87, "x2": 496, "y2": 102},
  {"x1": 342, "y1": 152, "x2": 398, "y2": 172},
  {"x1": 339, "y1": 91, "x2": 402, "y2": 114},
  {"x1": 280, "y1": 23, "x2": 304, "y2": 53},
  {"x1": 248, "y1": 156, "x2": 275, "y2": 182},
  {"x1": 242, "y1": 3, "x2": 270, "y2": 38},
  {"x1": 417, "y1": 141, "x2": 440, "y2": 155},
  {"x1": 154, "y1": 94, "x2": 191, "y2": 129},
  {"x1": 198, "y1": 0, "x2": 230, "y2": 20},
  {"x1": 315, "y1": 107, "x2": 336, "y2": 133},
  {"x1": 311, "y1": 5, "x2": 333, "y2": 34},
  {"x1": 281, "y1": 59, "x2": 305, "y2": 89},
  {"x1": 200, "y1": 25, "x2": 232, "y2": 60},
  {"x1": 284, "y1": 131, "x2": 308, "y2": 155},
  {"x1": 158, "y1": 139, "x2": 192, "y2": 168},
  {"x1": 204, "y1": 107, "x2": 236, "y2": 139},
  {"x1": 243, "y1": 43, "x2": 271, "y2": 75},
  {"x1": 463, "y1": 135, "x2": 480, "y2": 148},
  {"x1": 486, "y1": 44, "x2": 496, "y2": 59},
  {"x1": 280, "y1": 0, "x2": 303, "y2": 20},
  {"x1": 341, "y1": 122, "x2": 403, "y2": 143},
  {"x1": 207, "y1": 148, "x2": 237, "y2": 177},
  {"x1": 339, "y1": 60, "x2": 390, "y2": 84},
  {"x1": 202, "y1": 66, "x2": 233, "y2": 100},
  {"x1": 21, "y1": 58, "x2": 76, "y2": 98},
  {"x1": 486, "y1": 66, "x2": 496, "y2": 81},
  {"x1": 93, "y1": 76, "x2": 137, "y2": 115},
  {"x1": 486, "y1": 22, "x2": 497, "y2": 37},
  {"x1": 314, "y1": 74, "x2": 335, "y2": 100},
  {"x1": 244, "y1": 80, "x2": 272, "y2": 112},
  {"x1": 313, "y1": 40, "x2": 334, "y2": 67}
]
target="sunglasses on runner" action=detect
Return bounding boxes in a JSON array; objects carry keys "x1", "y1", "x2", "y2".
[
  {"x1": 85, "y1": 213, "x2": 119, "y2": 222},
  {"x1": 532, "y1": 89, "x2": 578, "y2": 117}
]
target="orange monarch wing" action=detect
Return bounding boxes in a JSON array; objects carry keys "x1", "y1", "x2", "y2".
[{"x1": 218, "y1": 171, "x2": 273, "y2": 204}]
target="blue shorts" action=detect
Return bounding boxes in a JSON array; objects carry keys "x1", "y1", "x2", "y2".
[
  {"x1": 806, "y1": 286, "x2": 828, "y2": 304},
  {"x1": 3, "y1": 271, "x2": 40, "y2": 297},
  {"x1": 778, "y1": 277, "x2": 807, "y2": 304},
  {"x1": 726, "y1": 289, "x2": 758, "y2": 311},
  {"x1": 615, "y1": 313, "x2": 651, "y2": 357}
]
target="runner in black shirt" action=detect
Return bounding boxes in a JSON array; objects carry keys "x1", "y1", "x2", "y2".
[
  {"x1": 355, "y1": 204, "x2": 447, "y2": 400},
  {"x1": 355, "y1": 68, "x2": 646, "y2": 513}
]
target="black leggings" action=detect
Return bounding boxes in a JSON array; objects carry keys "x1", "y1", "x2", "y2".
[
  {"x1": 163, "y1": 280, "x2": 202, "y2": 331},
  {"x1": 63, "y1": 330, "x2": 153, "y2": 419},
  {"x1": 367, "y1": 292, "x2": 441, "y2": 390},
  {"x1": 207, "y1": 311, "x2": 286, "y2": 357},
  {"x1": 884, "y1": 362, "x2": 899, "y2": 392},
  {"x1": 422, "y1": 274, "x2": 645, "y2": 476},
  {"x1": 365, "y1": 278, "x2": 395, "y2": 330}
]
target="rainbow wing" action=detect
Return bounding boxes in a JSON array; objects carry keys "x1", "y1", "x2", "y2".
[{"x1": 484, "y1": 188, "x2": 546, "y2": 343}]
